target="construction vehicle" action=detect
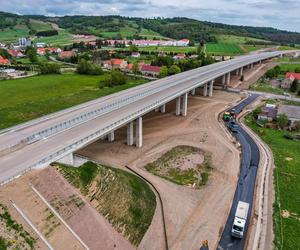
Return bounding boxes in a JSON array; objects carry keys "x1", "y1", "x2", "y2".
[
  {"x1": 231, "y1": 201, "x2": 249, "y2": 238},
  {"x1": 223, "y1": 112, "x2": 231, "y2": 121}
]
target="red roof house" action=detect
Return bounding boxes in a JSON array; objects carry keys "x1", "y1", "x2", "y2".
[
  {"x1": 0, "y1": 56, "x2": 10, "y2": 65},
  {"x1": 140, "y1": 64, "x2": 161, "y2": 77},
  {"x1": 59, "y1": 50, "x2": 77, "y2": 59},
  {"x1": 286, "y1": 72, "x2": 300, "y2": 81},
  {"x1": 7, "y1": 49, "x2": 24, "y2": 58}
]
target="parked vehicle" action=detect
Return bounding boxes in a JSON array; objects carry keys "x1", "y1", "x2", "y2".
[
  {"x1": 229, "y1": 121, "x2": 239, "y2": 132},
  {"x1": 231, "y1": 201, "x2": 249, "y2": 238}
]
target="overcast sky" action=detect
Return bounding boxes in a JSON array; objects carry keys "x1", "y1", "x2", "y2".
[{"x1": 1, "y1": 0, "x2": 300, "y2": 32}]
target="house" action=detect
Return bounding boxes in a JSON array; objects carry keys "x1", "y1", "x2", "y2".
[
  {"x1": 173, "y1": 53, "x2": 186, "y2": 60},
  {"x1": 37, "y1": 48, "x2": 46, "y2": 56},
  {"x1": 277, "y1": 105, "x2": 300, "y2": 125},
  {"x1": 36, "y1": 42, "x2": 47, "y2": 48},
  {"x1": 175, "y1": 39, "x2": 190, "y2": 46},
  {"x1": 59, "y1": 51, "x2": 77, "y2": 60},
  {"x1": 0, "y1": 56, "x2": 10, "y2": 65},
  {"x1": 7, "y1": 49, "x2": 24, "y2": 58},
  {"x1": 131, "y1": 52, "x2": 140, "y2": 58},
  {"x1": 281, "y1": 72, "x2": 300, "y2": 89},
  {"x1": 258, "y1": 104, "x2": 278, "y2": 121},
  {"x1": 140, "y1": 64, "x2": 161, "y2": 77},
  {"x1": 102, "y1": 59, "x2": 128, "y2": 70},
  {"x1": 0, "y1": 68, "x2": 26, "y2": 79}
]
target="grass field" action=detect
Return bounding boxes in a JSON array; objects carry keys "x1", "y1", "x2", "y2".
[
  {"x1": 57, "y1": 161, "x2": 156, "y2": 246},
  {"x1": 0, "y1": 25, "x2": 29, "y2": 43},
  {"x1": 206, "y1": 43, "x2": 244, "y2": 55},
  {"x1": 145, "y1": 146, "x2": 211, "y2": 188},
  {"x1": 279, "y1": 63, "x2": 300, "y2": 72},
  {"x1": 250, "y1": 78, "x2": 286, "y2": 95},
  {"x1": 34, "y1": 29, "x2": 73, "y2": 46},
  {"x1": 245, "y1": 114, "x2": 300, "y2": 250},
  {"x1": 0, "y1": 72, "x2": 147, "y2": 130},
  {"x1": 216, "y1": 34, "x2": 271, "y2": 44}
]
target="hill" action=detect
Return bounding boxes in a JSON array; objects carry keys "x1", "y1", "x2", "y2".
[
  {"x1": 1, "y1": 11, "x2": 300, "y2": 45},
  {"x1": 28, "y1": 15, "x2": 300, "y2": 45}
]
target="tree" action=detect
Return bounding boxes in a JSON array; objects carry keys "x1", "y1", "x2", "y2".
[
  {"x1": 298, "y1": 89, "x2": 300, "y2": 96},
  {"x1": 240, "y1": 75, "x2": 244, "y2": 81},
  {"x1": 290, "y1": 79, "x2": 299, "y2": 92},
  {"x1": 39, "y1": 63, "x2": 61, "y2": 74},
  {"x1": 132, "y1": 62, "x2": 140, "y2": 75},
  {"x1": 168, "y1": 65, "x2": 181, "y2": 75},
  {"x1": 129, "y1": 45, "x2": 139, "y2": 52},
  {"x1": 294, "y1": 121, "x2": 300, "y2": 132},
  {"x1": 25, "y1": 46, "x2": 38, "y2": 63},
  {"x1": 77, "y1": 59, "x2": 103, "y2": 75},
  {"x1": 159, "y1": 66, "x2": 168, "y2": 78},
  {"x1": 277, "y1": 113, "x2": 289, "y2": 129},
  {"x1": 0, "y1": 48, "x2": 11, "y2": 59},
  {"x1": 102, "y1": 70, "x2": 127, "y2": 88},
  {"x1": 295, "y1": 67, "x2": 300, "y2": 73}
]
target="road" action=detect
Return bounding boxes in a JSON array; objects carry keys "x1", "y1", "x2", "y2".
[
  {"x1": 0, "y1": 52, "x2": 292, "y2": 185},
  {"x1": 246, "y1": 90, "x2": 300, "y2": 103},
  {"x1": 218, "y1": 94, "x2": 260, "y2": 250}
]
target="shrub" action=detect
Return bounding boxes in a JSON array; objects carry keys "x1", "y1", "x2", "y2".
[
  {"x1": 102, "y1": 70, "x2": 127, "y2": 88},
  {"x1": 168, "y1": 65, "x2": 181, "y2": 75},
  {"x1": 290, "y1": 79, "x2": 299, "y2": 92},
  {"x1": 39, "y1": 62, "x2": 61, "y2": 74},
  {"x1": 277, "y1": 113, "x2": 289, "y2": 129},
  {"x1": 77, "y1": 59, "x2": 103, "y2": 75}
]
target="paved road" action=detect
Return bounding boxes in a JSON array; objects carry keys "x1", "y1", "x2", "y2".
[
  {"x1": 246, "y1": 90, "x2": 300, "y2": 103},
  {"x1": 0, "y1": 52, "x2": 293, "y2": 184},
  {"x1": 218, "y1": 94, "x2": 260, "y2": 250}
]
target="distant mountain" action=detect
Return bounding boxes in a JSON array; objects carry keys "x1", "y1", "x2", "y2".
[{"x1": 1, "y1": 11, "x2": 300, "y2": 45}]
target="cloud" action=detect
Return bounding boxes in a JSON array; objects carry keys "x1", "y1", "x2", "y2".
[{"x1": 1, "y1": 0, "x2": 299, "y2": 32}]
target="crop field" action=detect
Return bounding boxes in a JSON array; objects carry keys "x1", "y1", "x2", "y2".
[
  {"x1": 206, "y1": 43, "x2": 244, "y2": 55},
  {"x1": 245, "y1": 114, "x2": 300, "y2": 250},
  {"x1": 0, "y1": 72, "x2": 147, "y2": 130}
]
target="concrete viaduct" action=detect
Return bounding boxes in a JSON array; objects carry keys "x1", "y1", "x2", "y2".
[{"x1": 0, "y1": 51, "x2": 296, "y2": 184}]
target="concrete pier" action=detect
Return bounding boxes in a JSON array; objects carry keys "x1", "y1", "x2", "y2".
[{"x1": 136, "y1": 117, "x2": 142, "y2": 148}]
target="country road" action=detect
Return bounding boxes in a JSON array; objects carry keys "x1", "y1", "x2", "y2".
[{"x1": 218, "y1": 94, "x2": 260, "y2": 250}]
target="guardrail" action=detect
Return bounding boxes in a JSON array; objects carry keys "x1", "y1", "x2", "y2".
[
  {"x1": 9, "y1": 52, "x2": 280, "y2": 151},
  {"x1": 0, "y1": 52, "x2": 284, "y2": 186}
]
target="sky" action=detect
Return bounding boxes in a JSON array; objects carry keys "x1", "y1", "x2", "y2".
[{"x1": 1, "y1": 0, "x2": 300, "y2": 32}]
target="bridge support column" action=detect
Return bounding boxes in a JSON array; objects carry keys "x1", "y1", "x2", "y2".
[
  {"x1": 225, "y1": 73, "x2": 231, "y2": 88},
  {"x1": 127, "y1": 122, "x2": 134, "y2": 146},
  {"x1": 191, "y1": 88, "x2": 196, "y2": 96},
  {"x1": 136, "y1": 117, "x2": 142, "y2": 148},
  {"x1": 57, "y1": 153, "x2": 74, "y2": 166},
  {"x1": 182, "y1": 93, "x2": 188, "y2": 117},
  {"x1": 108, "y1": 131, "x2": 115, "y2": 142},
  {"x1": 209, "y1": 80, "x2": 214, "y2": 97},
  {"x1": 239, "y1": 67, "x2": 243, "y2": 76},
  {"x1": 251, "y1": 63, "x2": 254, "y2": 69},
  {"x1": 203, "y1": 83, "x2": 208, "y2": 96},
  {"x1": 160, "y1": 104, "x2": 166, "y2": 113},
  {"x1": 176, "y1": 96, "x2": 181, "y2": 116},
  {"x1": 154, "y1": 108, "x2": 159, "y2": 112}
]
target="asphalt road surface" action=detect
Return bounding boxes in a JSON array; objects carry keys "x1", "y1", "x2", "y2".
[{"x1": 217, "y1": 94, "x2": 260, "y2": 250}]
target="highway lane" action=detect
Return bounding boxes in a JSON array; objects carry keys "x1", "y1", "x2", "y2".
[
  {"x1": 0, "y1": 65, "x2": 260, "y2": 182},
  {"x1": 218, "y1": 94, "x2": 260, "y2": 250},
  {"x1": 0, "y1": 52, "x2": 281, "y2": 152}
]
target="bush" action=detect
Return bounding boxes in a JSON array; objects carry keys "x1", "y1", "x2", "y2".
[
  {"x1": 290, "y1": 79, "x2": 299, "y2": 92},
  {"x1": 265, "y1": 65, "x2": 281, "y2": 78},
  {"x1": 77, "y1": 59, "x2": 103, "y2": 75},
  {"x1": 168, "y1": 65, "x2": 181, "y2": 75},
  {"x1": 39, "y1": 62, "x2": 61, "y2": 74},
  {"x1": 102, "y1": 70, "x2": 127, "y2": 88},
  {"x1": 277, "y1": 113, "x2": 289, "y2": 129},
  {"x1": 297, "y1": 89, "x2": 300, "y2": 96}
]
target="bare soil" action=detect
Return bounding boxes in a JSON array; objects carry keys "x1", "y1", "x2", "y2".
[
  {"x1": 32, "y1": 167, "x2": 134, "y2": 250},
  {"x1": 77, "y1": 90, "x2": 242, "y2": 250},
  {"x1": 0, "y1": 170, "x2": 83, "y2": 250}
]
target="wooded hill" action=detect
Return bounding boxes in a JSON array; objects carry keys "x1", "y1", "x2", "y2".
[{"x1": 1, "y1": 11, "x2": 300, "y2": 45}]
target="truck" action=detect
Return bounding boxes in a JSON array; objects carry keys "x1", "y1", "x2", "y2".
[{"x1": 231, "y1": 201, "x2": 249, "y2": 238}]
